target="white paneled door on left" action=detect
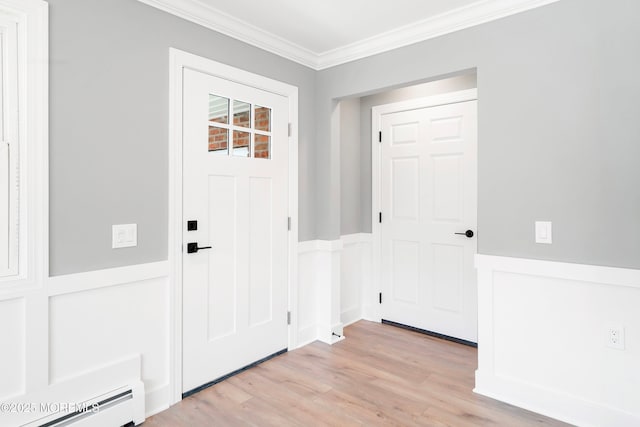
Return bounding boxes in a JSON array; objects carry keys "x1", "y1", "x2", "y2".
[
  {"x1": 379, "y1": 98, "x2": 478, "y2": 343},
  {"x1": 182, "y1": 68, "x2": 289, "y2": 393}
]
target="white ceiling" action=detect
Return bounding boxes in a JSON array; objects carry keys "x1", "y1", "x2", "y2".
[
  {"x1": 138, "y1": 0, "x2": 561, "y2": 69},
  {"x1": 194, "y1": 0, "x2": 479, "y2": 54}
]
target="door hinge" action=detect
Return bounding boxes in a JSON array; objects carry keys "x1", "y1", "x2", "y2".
[
  {"x1": 378, "y1": 131, "x2": 382, "y2": 143},
  {"x1": 379, "y1": 292, "x2": 382, "y2": 304},
  {"x1": 287, "y1": 311, "x2": 291, "y2": 325},
  {"x1": 287, "y1": 217, "x2": 291, "y2": 231},
  {"x1": 379, "y1": 212, "x2": 382, "y2": 223},
  {"x1": 288, "y1": 123, "x2": 292, "y2": 137}
]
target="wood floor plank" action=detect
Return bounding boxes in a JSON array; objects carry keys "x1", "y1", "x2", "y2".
[{"x1": 145, "y1": 321, "x2": 570, "y2": 426}]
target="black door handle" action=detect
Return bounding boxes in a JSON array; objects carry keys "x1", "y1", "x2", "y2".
[
  {"x1": 187, "y1": 242, "x2": 212, "y2": 253},
  {"x1": 454, "y1": 230, "x2": 474, "y2": 238}
]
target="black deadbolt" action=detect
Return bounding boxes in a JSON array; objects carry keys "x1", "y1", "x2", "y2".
[{"x1": 187, "y1": 220, "x2": 198, "y2": 231}]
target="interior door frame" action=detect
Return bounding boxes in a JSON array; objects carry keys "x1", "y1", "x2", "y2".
[
  {"x1": 371, "y1": 89, "x2": 478, "y2": 323},
  {"x1": 168, "y1": 48, "x2": 299, "y2": 404}
]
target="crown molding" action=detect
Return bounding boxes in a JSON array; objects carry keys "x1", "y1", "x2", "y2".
[
  {"x1": 137, "y1": 0, "x2": 562, "y2": 71},
  {"x1": 316, "y1": 0, "x2": 562, "y2": 69},
  {"x1": 137, "y1": 0, "x2": 318, "y2": 68}
]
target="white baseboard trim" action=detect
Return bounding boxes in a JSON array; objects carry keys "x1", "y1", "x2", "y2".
[
  {"x1": 316, "y1": 321, "x2": 346, "y2": 345},
  {"x1": 296, "y1": 325, "x2": 318, "y2": 349},
  {"x1": 145, "y1": 384, "x2": 171, "y2": 418},
  {"x1": 343, "y1": 317, "x2": 363, "y2": 329},
  {"x1": 341, "y1": 307, "x2": 361, "y2": 327},
  {"x1": 361, "y1": 313, "x2": 379, "y2": 323},
  {"x1": 475, "y1": 371, "x2": 640, "y2": 427},
  {"x1": 329, "y1": 334, "x2": 346, "y2": 344}
]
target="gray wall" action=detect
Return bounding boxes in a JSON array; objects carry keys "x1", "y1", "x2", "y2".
[
  {"x1": 48, "y1": 0, "x2": 640, "y2": 273},
  {"x1": 358, "y1": 74, "x2": 477, "y2": 232},
  {"x1": 48, "y1": 0, "x2": 316, "y2": 275},
  {"x1": 339, "y1": 98, "x2": 361, "y2": 236},
  {"x1": 316, "y1": 0, "x2": 640, "y2": 269}
]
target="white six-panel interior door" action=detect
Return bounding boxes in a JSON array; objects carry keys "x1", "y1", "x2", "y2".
[
  {"x1": 181, "y1": 67, "x2": 289, "y2": 393},
  {"x1": 376, "y1": 92, "x2": 478, "y2": 343}
]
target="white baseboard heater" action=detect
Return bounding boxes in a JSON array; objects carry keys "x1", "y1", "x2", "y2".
[{"x1": 23, "y1": 381, "x2": 145, "y2": 427}]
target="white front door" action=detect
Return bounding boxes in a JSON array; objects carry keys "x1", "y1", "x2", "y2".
[
  {"x1": 379, "y1": 98, "x2": 478, "y2": 343},
  {"x1": 182, "y1": 68, "x2": 289, "y2": 393}
]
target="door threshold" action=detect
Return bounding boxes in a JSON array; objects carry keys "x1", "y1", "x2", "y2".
[
  {"x1": 182, "y1": 348, "x2": 288, "y2": 399},
  {"x1": 381, "y1": 319, "x2": 477, "y2": 348}
]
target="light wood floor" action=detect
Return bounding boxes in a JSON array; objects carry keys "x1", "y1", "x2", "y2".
[{"x1": 145, "y1": 321, "x2": 569, "y2": 426}]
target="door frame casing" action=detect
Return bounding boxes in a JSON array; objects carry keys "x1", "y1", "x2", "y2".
[
  {"x1": 370, "y1": 89, "x2": 478, "y2": 323},
  {"x1": 168, "y1": 48, "x2": 299, "y2": 404}
]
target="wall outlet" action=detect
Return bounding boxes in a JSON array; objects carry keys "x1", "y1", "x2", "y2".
[{"x1": 606, "y1": 325, "x2": 625, "y2": 350}]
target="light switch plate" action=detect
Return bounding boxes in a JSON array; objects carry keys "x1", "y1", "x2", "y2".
[
  {"x1": 112, "y1": 224, "x2": 137, "y2": 248},
  {"x1": 535, "y1": 221, "x2": 552, "y2": 244}
]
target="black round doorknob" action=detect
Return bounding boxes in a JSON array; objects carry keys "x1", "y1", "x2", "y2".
[{"x1": 454, "y1": 230, "x2": 474, "y2": 238}]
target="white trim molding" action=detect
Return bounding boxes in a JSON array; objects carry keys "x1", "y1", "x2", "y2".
[
  {"x1": 0, "y1": 0, "x2": 48, "y2": 291},
  {"x1": 316, "y1": 0, "x2": 561, "y2": 69},
  {"x1": 298, "y1": 239, "x2": 343, "y2": 254},
  {"x1": 475, "y1": 254, "x2": 640, "y2": 427},
  {"x1": 46, "y1": 261, "x2": 169, "y2": 297},
  {"x1": 168, "y1": 48, "x2": 299, "y2": 404},
  {"x1": 0, "y1": 0, "x2": 48, "y2": 412},
  {"x1": 138, "y1": 0, "x2": 317, "y2": 68},
  {"x1": 137, "y1": 0, "x2": 560, "y2": 70}
]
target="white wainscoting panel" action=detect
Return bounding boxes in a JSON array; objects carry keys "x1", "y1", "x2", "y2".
[
  {"x1": 297, "y1": 235, "x2": 373, "y2": 346},
  {"x1": 5, "y1": 237, "x2": 380, "y2": 424},
  {"x1": 297, "y1": 242, "x2": 319, "y2": 347},
  {"x1": 340, "y1": 234, "x2": 372, "y2": 326},
  {"x1": 49, "y1": 278, "x2": 168, "y2": 389},
  {"x1": 297, "y1": 239, "x2": 343, "y2": 345},
  {"x1": 47, "y1": 262, "x2": 170, "y2": 418},
  {"x1": 1, "y1": 261, "x2": 170, "y2": 425},
  {"x1": 0, "y1": 297, "x2": 25, "y2": 400},
  {"x1": 475, "y1": 255, "x2": 640, "y2": 427}
]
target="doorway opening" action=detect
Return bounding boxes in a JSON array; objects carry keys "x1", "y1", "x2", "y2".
[{"x1": 334, "y1": 71, "x2": 478, "y2": 341}]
